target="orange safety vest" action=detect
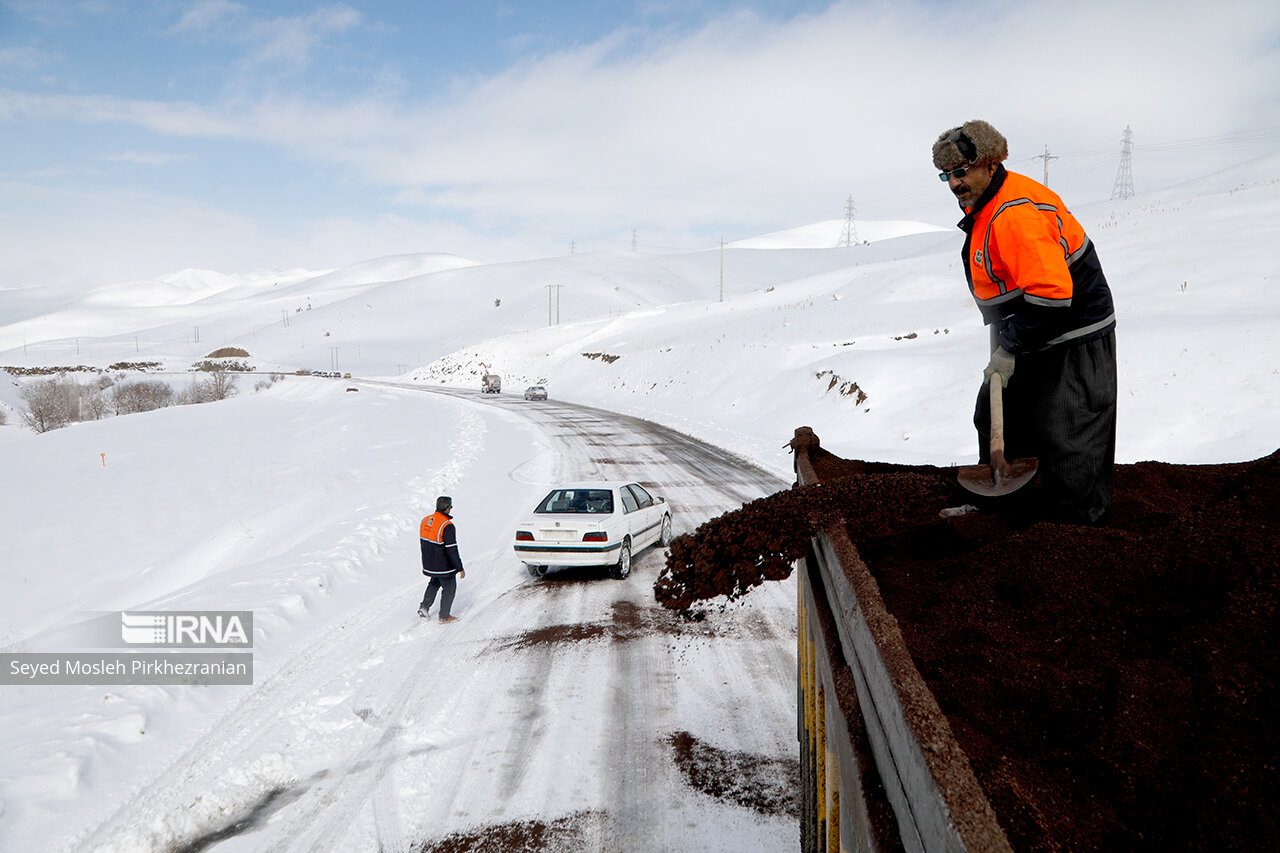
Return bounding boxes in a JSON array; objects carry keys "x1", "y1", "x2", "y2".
[{"x1": 420, "y1": 511, "x2": 452, "y2": 545}]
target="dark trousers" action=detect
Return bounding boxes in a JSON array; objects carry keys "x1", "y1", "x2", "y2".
[
  {"x1": 974, "y1": 330, "x2": 1117, "y2": 524},
  {"x1": 420, "y1": 573, "x2": 458, "y2": 618}
]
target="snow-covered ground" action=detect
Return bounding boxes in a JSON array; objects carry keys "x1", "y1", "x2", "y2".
[
  {"x1": 1, "y1": 151, "x2": 1278, "y2": 851},
  {"x1": 0, "y1": 382, "x2": 542, "y2": 846}
]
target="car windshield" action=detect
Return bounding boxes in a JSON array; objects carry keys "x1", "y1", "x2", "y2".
[{"x1": 534, "y1": 488, "x2": 613, "y2": 514}]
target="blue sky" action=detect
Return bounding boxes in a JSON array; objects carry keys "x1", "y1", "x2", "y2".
[{"x1": 2, "y1": 0, "x2": 1279, "y2": 289}]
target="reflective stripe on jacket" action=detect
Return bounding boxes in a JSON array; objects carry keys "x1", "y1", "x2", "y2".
[
  {"x1": 420, "y1": 511, "x2": 464, "y2": 576},
  {"x1": 961, "y1": 167, "x2": 1115, "y2": 353}
]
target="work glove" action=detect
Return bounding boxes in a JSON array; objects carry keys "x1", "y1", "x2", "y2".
[{"x1": 983, "y1": 346, "x2": 1015, "y2": 387}]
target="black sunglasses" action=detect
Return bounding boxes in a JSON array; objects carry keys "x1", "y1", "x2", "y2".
[{"x1": 938, "y1": 163, "x2": 979, "y2": 181}]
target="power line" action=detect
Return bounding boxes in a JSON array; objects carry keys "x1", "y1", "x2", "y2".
[{"x1": 1138, "y1": 125, "x2": 1280, "y2": 152}]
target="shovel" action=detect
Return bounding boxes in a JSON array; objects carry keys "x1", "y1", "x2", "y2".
[{"x1": 958, "y1": 374, "x2": 1038, "y2": 497}]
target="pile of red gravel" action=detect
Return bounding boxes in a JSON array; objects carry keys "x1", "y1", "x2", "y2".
[{"x1": 656, "y1": 440, "x2": 1279, "y2": 851}]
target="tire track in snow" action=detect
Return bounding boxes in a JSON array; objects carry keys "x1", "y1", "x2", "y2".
[
  {"x1": 247, "y1": 399, "x2": 491, "y2": 852},
  {"x1": 602, "y1": 576, "x2": 678, "y2": 850},
  {"x1": 260, "y1": 640, "x2": 434, "y2": 852},
  {"x1": 485, "y1": 608, "x2": 569, "y2": 805},
  {"x1": 73, "y1": 581, "x2": 416, "y2": 852},
  {"x1": 208, "y1": 399, "x2": 491, "y2": 852}
]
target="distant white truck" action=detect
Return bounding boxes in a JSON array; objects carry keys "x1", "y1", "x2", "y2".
[{"x1": 481, "y1": 373, "x2": 502, "y2": 394}]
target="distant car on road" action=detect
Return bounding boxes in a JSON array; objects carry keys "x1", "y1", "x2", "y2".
[
  {"x1": 523, "y1": 385, "x2": 548, "y2": 401},
  {"x1": 482, "y1": 373, "x2": 502, "y2": 394},
  {"x1": 514, "y1": 481, "x2": 672, "y2": 580}
]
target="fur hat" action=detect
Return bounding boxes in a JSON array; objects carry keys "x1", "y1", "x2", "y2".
[{"x1": 932, "y1": 120, "x2": 1009, "y2": 170}]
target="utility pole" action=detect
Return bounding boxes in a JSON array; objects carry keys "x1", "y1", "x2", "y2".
[
  {"x1": 1111, "y1": 125, "x2": 1135, "y2": 200},
  {"x1": 719, "y1": 238, "x2": 725, "y2": 302},
  {"x1": 1033, "y1": 144, "x2": 1059, "y2": 186},
  {"x1": 837, "y1": 195, "x2": 859, "y2": 247},
  {"x1": 630, "y1": 228, "x2": 638, "y2": 252},
  {"x1": 545, "y1": 284, "x2": 563, "y2": 326}
]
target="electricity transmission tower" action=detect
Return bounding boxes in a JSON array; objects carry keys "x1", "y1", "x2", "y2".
[
  {"x1": 1111, "y1": 125, "x2": 1135, "y2": 200},
  {"x1": 1032, "y1": 144, "x2": 1059, "y2": 186},
  {"x1": 837, "y1": 195, "x2": 859, "y2": 247},
  {"x1": 630, "y1": 228, "x2": 638, "y2": 251}
]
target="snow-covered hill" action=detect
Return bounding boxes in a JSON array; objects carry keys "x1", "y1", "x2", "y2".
[{"x1": 5, "y1": 154, "x2": 1279, "y2": 475}]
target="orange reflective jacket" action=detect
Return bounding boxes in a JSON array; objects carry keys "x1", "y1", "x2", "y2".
[
  {"x1": 961, "y1": 167, "x2": 1115, "y2": 353},
  {"x1": 420, "y1": 511, "x2": 464, "y2": 575}
]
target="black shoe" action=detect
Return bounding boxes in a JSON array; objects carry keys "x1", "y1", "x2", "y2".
[{"x1": 418, "y1": 607, "x2": 428, "y2": 618}]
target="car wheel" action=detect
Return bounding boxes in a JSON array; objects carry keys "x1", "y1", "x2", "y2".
[
  {"x1": 526, "y1": 564, "x2": 548, "y2": 579},
  {"x1": 610, "y1": 540, "x2": 632, "y2": 579},
  {"x1": 658, "y1": 513, "x2": 673, "y2": 547}
]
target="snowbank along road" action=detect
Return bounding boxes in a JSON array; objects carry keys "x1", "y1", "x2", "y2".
[{"x1": 72, "y1": 382, "x2": 800, "y2": 853}]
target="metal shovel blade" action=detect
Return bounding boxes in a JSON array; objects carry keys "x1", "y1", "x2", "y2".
[
  {"x1": 957, "y1": 374, "x2": 1039, "y2": 497},
  {"x1": 958, "y1": 452, "x2": 1039, "y2": 497}
]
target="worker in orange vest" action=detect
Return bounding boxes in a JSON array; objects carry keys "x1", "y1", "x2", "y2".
[
  {"x1": 419, "y1": 495, "x2": 466, "y2": 622},
  {"x1": 934, "y1": 119, "x2": 1118, "y2": 523}
]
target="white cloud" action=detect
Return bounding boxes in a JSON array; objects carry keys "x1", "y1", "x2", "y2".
[
  {"x1": 0, "y1": 89, "x2": 243, "y2": 136},
  {"x1": 3, "y1": 0, "x2": 1279, "y2": 287},
  {"x1": 241, "y1": 0, "x2": 1279, "y2": 226},
  {"x1": 101, "y1": 150, "x2": 192, "y2": 166},
  {"x1": 167, "y1": 0, "x2": 246, "y2": 36},
  {"x1": 0, "y1": 43, "x2": 59, "y2": 71},
  {"x1": 240, "y1": 4, "x2": 364, "y2": 72}
]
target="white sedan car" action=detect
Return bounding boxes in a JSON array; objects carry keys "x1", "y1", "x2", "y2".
[{"x1": 514, "y1": 481, "x2": 673, "y2": 579}]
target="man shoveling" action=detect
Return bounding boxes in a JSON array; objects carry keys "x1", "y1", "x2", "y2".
[{"x1": 934, "y1": 119, "x2": 1118, "y2": 524}]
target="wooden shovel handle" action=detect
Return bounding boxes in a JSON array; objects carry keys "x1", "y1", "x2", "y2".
[{"x1": 989, "y1": 377, "x2": 1010, "y2": 478}]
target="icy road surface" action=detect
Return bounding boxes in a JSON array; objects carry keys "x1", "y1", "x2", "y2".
[{"x1": 57, "y1": 382, "x2": 798, "y2": 852}]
